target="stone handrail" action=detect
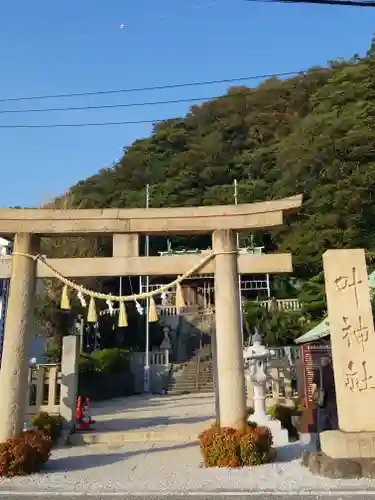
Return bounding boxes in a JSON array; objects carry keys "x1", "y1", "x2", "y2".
[
  {"x1": 157, "y1": 305, "x2": 180, "y2": 316},
  {"x1": 270, "y1": 346, "x2": 300, "y2": 364},
  {"x1": 26, "y1": 364, "x2": 60, "y2": 417},
  {"x1": 129, "y1": 350, "x2": 169, "y2": 367},
  {"x1": 261, "y1": 298, "x2": 301, "y2": 311},
  {"x1": 245, "y1": 364, "x2": 299, "y2": 405}
]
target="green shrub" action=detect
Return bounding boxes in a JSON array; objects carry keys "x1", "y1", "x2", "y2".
[
  {"x1": 90, "y1": 348, "x2": 130, "y2": 374},
  {"x1": 267, "y1": 404, "x2": 299, "y2": 441},
  {"x1": 247, "y1": 407, "x2": 254, "y2": 418},
  {"x1": 78, "y1": 353, "x2": 95, "y2": 374},
  {"x1": 44, "y1": 341, "x2": 62, "y2": 363},
  {"x1": 199, "y1": 424, "x2": 274, "y2": 468},
  {"x1": 0, "y1": 430, "x2": 52, "y2": 477},
  {"x1": 267, "y1": 404, "x2": 293, "y2": 424},
  {"x1": 22, "y1": 430, "x2": 52, "y2": 464},
  {"x1": 30, "y1": 412, "x2": 64, "y2": 443}
]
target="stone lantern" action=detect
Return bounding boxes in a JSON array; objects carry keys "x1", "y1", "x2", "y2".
[{"x1": 243, "y1": 329, "x2": 288, "y2": 445}]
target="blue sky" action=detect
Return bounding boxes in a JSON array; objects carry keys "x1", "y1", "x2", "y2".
[{"x1": 0, "y1": 0, "x2": 374, "y2": 208}]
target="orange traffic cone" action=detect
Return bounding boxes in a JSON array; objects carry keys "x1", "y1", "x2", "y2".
[
  {"x1": 75, "y1": 396, "x2": 83, "y2": 424},
  {"x1": 85, "y1": 397, "x2": 96, "y2": 425},
  {"x1": 77, "y1": 397, "x2": 96, "y2": 430}
]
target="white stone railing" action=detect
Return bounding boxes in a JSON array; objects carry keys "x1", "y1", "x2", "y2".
[
  {"x1": 157, "y1": 300, "x2": 301, "y2": 316},
  {"x1": 129, "y1": 350, "x2": 170, "y2": 366},
  {"x1": 245, "y1": 364, "x2": 298, "y2": 404},
  {"x1": 270, "y1": 346, "x2": 300, "y2": 363},
  {"x1": 157, "y1": 305, "x2": 179, "y2": 316},
  {"x1": 261, "y1": 298, "x2": 301, "y2": 311},
  {"x1": 266, "y1": 365, "x2": 298, "y2": 401},
  {"x1": 26, "y1": 364, "x2": 61, "y2": 417}
]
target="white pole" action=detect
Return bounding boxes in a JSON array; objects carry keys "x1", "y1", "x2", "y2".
[
  {"x1": 234, "y1": 180, "x2": 244, "y2": 347},
  {"x1": 144, "y1": 184, "x2": 151, "y2": 393}
]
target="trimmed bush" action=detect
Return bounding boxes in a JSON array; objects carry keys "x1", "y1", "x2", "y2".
[
  {"x1": 0, "y1": 430, "x2": 52, "y2": 477},
  {"x1": 78, "y1": 353, "x2": 95, "y2": 374},
  {"x1": 199, "y1": 423, "x2": 275, "y2": 468},
  {"x1": 90, "y1": 348, "x2": 130, "y2": 374},
  {"x1": 267, "y1": 404, "x2": 299, "y2": 441},
  {"x1": 30, "y1": 412, "x2": 64, "y2": 443},
  {"x1": 22, "y1": 430, "x2": 52, "y2": 464}
]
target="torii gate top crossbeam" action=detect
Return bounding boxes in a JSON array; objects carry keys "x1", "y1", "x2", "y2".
[{"x1": 0, "y1": 195, "x2": 302, "y2": 237}]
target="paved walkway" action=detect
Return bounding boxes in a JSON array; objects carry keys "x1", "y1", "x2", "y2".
[
  {"x1": 2, "y1": 435, "x2": 375, "y2": 494},
  {"x1": 2, "y1": 393, "x2": 375, "y2": 494},
  {"x1": 70, "y1": 392, "x2": 216, "y2": 444}
]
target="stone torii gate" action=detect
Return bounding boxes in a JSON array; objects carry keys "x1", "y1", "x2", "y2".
[{"x1": 0, "y1": 195, "x2": 302, "y2": 441}]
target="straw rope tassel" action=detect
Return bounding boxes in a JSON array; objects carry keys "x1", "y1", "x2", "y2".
[
  {"x1": 60, "y1": 284, "x2": 71, "y2": 310},
  {"x1": 175, "y1": 282, "x2": 185, "y2": 310},
  {"x1": 118, "y1": 301, "x2": 128, "y2": 327},
  {"x1": 148, "y1": 297, "x2": 158, "y2": 323},
  {"x1": 87, "y1": 296, "x2": 98, "y2": 323},
  {"x1": 10, "y1": 250, "x2": 217, "y2": 303}
]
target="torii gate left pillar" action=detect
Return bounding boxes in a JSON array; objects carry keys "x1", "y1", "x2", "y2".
[{"x1": 0, "y1": 233, "x2": 39, "y2": 441}]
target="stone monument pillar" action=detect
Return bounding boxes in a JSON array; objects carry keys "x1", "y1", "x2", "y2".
[
  {"x1": 319, "y1": 249, "x2": 375, "y2": 460},
  {"x1": 212, "y1": 229, "x2": 246, "y2": 429},
  {"x1": 0, "y1": 233, "x2": 39, "y2": 441},
  {"x1": 59, "y1": 335, "x2": 79, "y2": 428}
]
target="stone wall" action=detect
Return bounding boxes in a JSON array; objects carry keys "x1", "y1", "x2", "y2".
[{"x1": 130, "y1": 363, "x2": 170, "y2": 394}]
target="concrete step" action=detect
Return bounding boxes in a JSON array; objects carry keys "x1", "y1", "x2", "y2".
[
  {"x1": 68, "y1": 420, "x2": 215, "y2": 445},
  {"x1": 170, "y1": 383, "x2": 199, "y2": 389},
  {"x1": 171, "y1": 382, "x2": 213, "y2": 390}
]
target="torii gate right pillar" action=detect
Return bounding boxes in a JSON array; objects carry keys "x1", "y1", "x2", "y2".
[{"x1": 213, "y1": 229, "x2": 246, "y2": 429}]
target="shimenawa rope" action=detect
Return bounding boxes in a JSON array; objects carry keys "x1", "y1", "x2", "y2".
[{"x1": 8, "y1": 250, "x2": 236, "y2": 302}]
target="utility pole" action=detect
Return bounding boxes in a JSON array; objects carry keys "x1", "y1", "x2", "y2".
[
  {"x1": 144, "y1": 184, "x2": 151, "y2": 393},
  {"x1": 234, "y1": 180, "x2": 244, "y2": 347}
]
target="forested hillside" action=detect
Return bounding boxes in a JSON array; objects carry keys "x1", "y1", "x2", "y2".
[
  {"x1": 65, "y1": 40, "x2": 375, "y2": 279},
  {"x1": 39, "y1": 38, "x2": 375, "y2": 345}
]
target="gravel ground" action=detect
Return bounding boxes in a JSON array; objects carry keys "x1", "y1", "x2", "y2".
[{"x1": 2, "y1": 435, "x2": 375, "y2": 494}]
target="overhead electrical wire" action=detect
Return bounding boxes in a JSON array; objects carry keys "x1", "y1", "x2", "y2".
[
  {"x1": 0, "y1": 95, "x2": 251, "y2": 115},
  {"x1": 0, "y1": 63, "x2": 366, "y2": 127},
  {"x1": 244, "y1": 0, "x2": 375, "y2": 6},
  {"x1": 0, "y1": 69, "x2": 315, "y2": 104},
  {"x1": 0, "y1": 63, "x2": 361, "y2": 116},
  {"x1": 0, "y1": 83, "x2": 352, "y2": 116},
  {"x1": 0, "y1": 91, "x2": 354, "y2": 129}
]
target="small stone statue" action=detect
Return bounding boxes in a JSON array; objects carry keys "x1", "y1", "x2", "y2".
[{"x1": 160, "y1": 326, "x2": 171, "y2": 350}]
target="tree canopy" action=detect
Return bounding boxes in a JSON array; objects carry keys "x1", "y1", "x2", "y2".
[{"x1": 38, "y1": 37, "x2": 375, "y2": 346}]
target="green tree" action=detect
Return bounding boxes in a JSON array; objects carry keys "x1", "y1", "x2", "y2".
[
  {"x1": 298, "y1": 272, "x2": 326, "y2": 321},
  {"x1": 33, "y1": 35, "x2": 375, "y2": 348},
  {"x1": 243, "y1": 300, "x2": 304, "y2": 346}
]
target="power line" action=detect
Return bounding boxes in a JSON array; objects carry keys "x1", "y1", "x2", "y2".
[
  {"x1": 245, "y1": 0, "x2": 375, "y2": 5},
  {"x1": 0, "y1": 70, "x2": 312, "y2": 104},
  {"x1": 274, "y1": 0, "x2": 375, "y2": 5},
  {"x1": 0, "y1": 89, "x2": 356, "y2": 129},
  {"x1": 0, "y1": 119, "x2": 159, "y2": 129},
  {"x1": 0, "y1": 61, "x2": 367, "y2": 127},
  {"x1": 0, "y1": 95, "x2": 243, "y2": 115},
  {"x1": 2, "y1": 63, "x2": 355, "y2": 115}
]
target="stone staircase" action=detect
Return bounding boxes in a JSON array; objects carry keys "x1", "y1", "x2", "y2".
[
  {"x1": 168, "y1": 344, "x2": 214, "y2": 395},
  {"x1": 167, "y1": 309, "x2": 215, "y2": 395},
  {"x1": 196, "y1": 344, "x2": 214, "y2": 393}
]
